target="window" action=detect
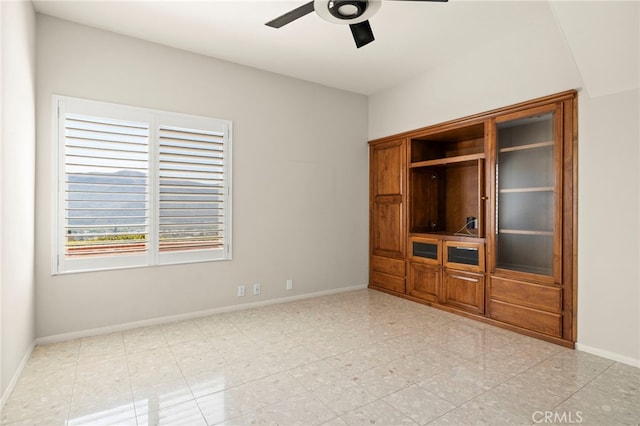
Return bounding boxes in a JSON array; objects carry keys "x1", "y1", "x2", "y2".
[{"x1": 53, "y1": 96, "x2": 232, "y2": 274}]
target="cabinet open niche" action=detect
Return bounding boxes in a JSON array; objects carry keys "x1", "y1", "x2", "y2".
[{"x1": 409, "y1": 122, "x2": 486, "y2": 237}]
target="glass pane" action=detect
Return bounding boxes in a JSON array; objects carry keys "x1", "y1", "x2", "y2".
[
  {"x1": 496, "y1": 233, "x2": 553, "y2": 276},
  {"x1": 498, "y1": 191, "x2": 553, "y2": 232},
  {"x1": 499, "y1": 146, "x2": 553, "y2": 189},
  {"x1": 496, "y1": 112, "x2": 555, "y2": 276},
  {"x1": 447, "y1": 246, "x2": 479, "y2": 266},
  {"x1": 413, "y1": 242, "x2": 438, "y2": 259},
  {"x1": 497, "y1": 114, "x2": 553, "y2": 149}
]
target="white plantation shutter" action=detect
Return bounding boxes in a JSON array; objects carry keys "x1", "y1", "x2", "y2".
[
  {"x1": 54, "y1": 97, "x2": 232, "y2": 274},
  {"x1": 158, "y1": 126, "x2": 225, "y2": 251},
  {"x1": 64, "y1": 114, "x2": 150, "y2": 258},
  {"x1": 156, "y1": 115, "x2": 231, "y2": 265}
]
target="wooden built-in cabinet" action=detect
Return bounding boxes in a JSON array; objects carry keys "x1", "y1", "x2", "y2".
[{"x1": 369, "y1": 90, "x2": 577, "y2": 347}]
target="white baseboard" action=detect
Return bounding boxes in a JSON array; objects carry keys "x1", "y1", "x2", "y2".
[
  {"x1": 576, "y1": 342, "x2": 640, "y2": 368},
  {"x1": 36, "y1": 284, "x2": 368, "y2": 345},
  {"x1": 1, "y1": 341, "x2": 36, "y2": 412}
]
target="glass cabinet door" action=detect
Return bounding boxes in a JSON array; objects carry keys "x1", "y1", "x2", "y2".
[{"x1": 495, "y1": 110, "x2": 558, "y2": 277}]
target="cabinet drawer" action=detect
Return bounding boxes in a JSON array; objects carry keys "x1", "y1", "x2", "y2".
[
  {"x1": 490, "y1": 299, "x2": 562, "y2": 337},
  {"x1": 444, "y1": 241, "x2": 485, "y2": 272},
  {"x1": 371, "y1": 255, "x2": 405, "y2": 277},
  {"x1": 490, "y1": 276, "x2": 561, "y2": 312},
  {"x1": 370, "y1": 271, "x2": 406, "y2": 293}
]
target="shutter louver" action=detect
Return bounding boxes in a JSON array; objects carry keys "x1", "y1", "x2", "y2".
[
  {"x1": 158, "y1": 125, "x2": 225, "y2": 252},
  {"x1": 64, "y1": 113, "x2": 149, "y2": 258}
]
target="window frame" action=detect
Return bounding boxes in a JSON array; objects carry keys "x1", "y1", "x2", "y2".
[{"x1": 51, "y1": 95, "x2": 232, "y2": 275}]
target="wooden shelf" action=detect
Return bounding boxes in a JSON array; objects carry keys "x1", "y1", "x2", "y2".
[
  {"x1": 410, "y1": 231, "x2": 484, "y2": 242},
  {"x1": 495, "y1": 264, "x2": 553, "y2": 276},
  {"x1": 409, "y1": 153, "x2": 485, "y2": 168},
  {"x1": 499, "y1": 229, "x2": 554, "y2": 236},
  {"x1": 499, "y1": 187, "x2": 553, "y2": 193},
  {"x1": 499, "y1": 141, "x2": 553, "y2": 153}
]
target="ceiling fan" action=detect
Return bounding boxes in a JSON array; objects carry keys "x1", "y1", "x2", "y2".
[{"x1": 266, "y1": 0, "x2": 448, "y2": 49}]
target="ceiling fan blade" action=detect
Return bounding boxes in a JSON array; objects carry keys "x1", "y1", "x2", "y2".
[
  {"x1": 350, "y1": 20, "x2": 375, "y2": 48},
  {"x1": 266, "y1": 1, "x2": 315, "y2": 28}
]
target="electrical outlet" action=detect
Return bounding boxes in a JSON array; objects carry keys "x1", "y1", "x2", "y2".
[
  {"x1": 466, "y1": 216, "x2": 477, "y2": 230},
  {"x1": 253, "y1": 283, "x2": 261, "y2": 296},
  {"x1": 237, "y1": 285, "x2": 245, "y2": 297},
  {"x1": 286, "y1": 279, "x2": 293, "y2": 291}
]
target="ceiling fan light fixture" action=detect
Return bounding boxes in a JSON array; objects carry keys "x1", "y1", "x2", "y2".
[
  {"x1": 315, "y1": 0, "x2": 381, "y2": 25},
  {"x1": 329, "y1": 0, "x2": 367, "y2": 19}
]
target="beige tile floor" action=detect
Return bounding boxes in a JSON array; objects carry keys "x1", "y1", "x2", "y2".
[{"x1": 2, "y1": 289, "x2": 639, "y2": 425}]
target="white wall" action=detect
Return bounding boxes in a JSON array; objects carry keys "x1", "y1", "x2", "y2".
[
  {"x1": 368, "y1": 12, "x2": 580, "y2": 139},
  {"x1": 369, "y1": 4, "x2": 640, "y2": 365},
  {"x1": 1, "y1": 0, "x2": 37, "y2": 400},
  {"x1": 35, "y1": 15, "x2": 369, "y2": 338},
  {"x1": 577, "y1": 89, "x2": 639, "y2": 364}
]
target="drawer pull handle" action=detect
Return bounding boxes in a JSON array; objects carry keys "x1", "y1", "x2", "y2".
[{"x1": 449, "y1": 275, "x2": 478, "y2": 283}]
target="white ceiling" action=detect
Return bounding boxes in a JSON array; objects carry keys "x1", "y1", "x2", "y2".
[{"x1": 33, "y1": 0, "x2": 561, "y2": 95}]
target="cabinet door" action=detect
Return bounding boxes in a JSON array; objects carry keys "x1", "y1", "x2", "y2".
[
  {"x1": 407, "y1": 261, "x2": 440, "y2": 303},
  {"x1": 370, "y1": 139, "x2": 406, "y2": 259},
  {"x1": 442, "y1": 269, "x2": 485, "y2": 314},
  {"x1": 492, "y1": 105, "x2": 562, "y2": 281},
  {"x1": 371, "y1": 197, "x2": 404, "y2": 258}
]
